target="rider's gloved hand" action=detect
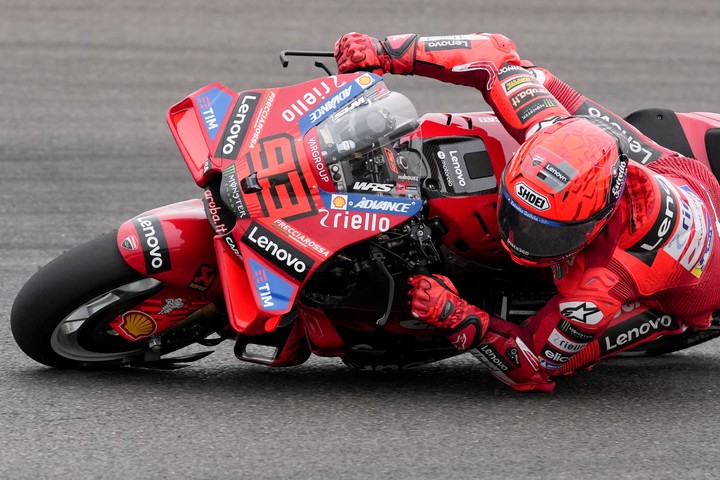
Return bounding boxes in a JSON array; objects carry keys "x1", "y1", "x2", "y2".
[
  {"x1": 478, "y1": 321, "x2": 555, "y2": 393},
  {"x1": 334, "y1": 32, "x2": 392, "y2": 75},
  {"x1": 407, "y1": 274, "x2": 489, "y2": 350}
]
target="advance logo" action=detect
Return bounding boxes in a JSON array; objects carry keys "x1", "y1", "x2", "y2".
[{"x1": 242, "y1": 223, "x2": 314, "y2": 281}]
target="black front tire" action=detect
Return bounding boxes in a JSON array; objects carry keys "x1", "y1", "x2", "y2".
[{"x1": 11, "y1": 232, "x2": 160, "y2": 368}]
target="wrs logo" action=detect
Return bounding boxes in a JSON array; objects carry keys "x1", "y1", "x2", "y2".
[{"x1": 352, "y1": 182, "x2": 394, "y2": 193}]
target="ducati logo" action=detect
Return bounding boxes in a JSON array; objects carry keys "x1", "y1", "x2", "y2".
[{"x1": 121, "y1": 235, "x2": 139, "y2": 250}]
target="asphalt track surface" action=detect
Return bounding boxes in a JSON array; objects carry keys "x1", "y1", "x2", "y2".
[{"x1": 2, "y1": 1, "x2": 720, "y2": 479}]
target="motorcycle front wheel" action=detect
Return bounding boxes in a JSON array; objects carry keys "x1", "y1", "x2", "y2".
[{"x1": 11, "y1": 232, "x2": 215, "y2": 368}]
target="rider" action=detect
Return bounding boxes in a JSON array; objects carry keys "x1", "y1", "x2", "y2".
[{"x1": 334, "y1": 32, "x2": 720, "y2": 391}]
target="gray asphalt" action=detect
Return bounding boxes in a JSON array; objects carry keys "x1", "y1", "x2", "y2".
[{"x1": 2, "y1": 1, "x2": 720, "y2": 479}]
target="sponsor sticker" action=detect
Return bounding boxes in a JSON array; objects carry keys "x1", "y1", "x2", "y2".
[
  {"x1": 196, "y1": 87, "x2": 233, "y2": 141},
  {"x1": 497, "y1": 64, "x2": 527, "y2": 79},
  {"x1": 509, "y1": 86, "x2": 551, "y2": 109},
  {"x1": 215, "y1": 92, "x2": 261, "y2": 160},
  {"x1": 282, "y1": 77, "x2": 345, "y2": 124},
  {"x1": 423, "y1": 39, "x2": 471, "y2": 51},
  {"x1": 121, "y1": 235, "x2": 139, "y2": 251},
  {"x1": 559, "y1": 301, "x2": 604, "y2": 325},
  {"x1": 557, "y1": 319, "x2": 594, "y2": 343},
  {"x1": 577, "y1": 101, "x2": 663, "y2": 164},
  {"x1": 541, "y1": 344, "x2": 572, "y2": 364},
  {"x1": 249, "y1": 258, "x2": 293, "y2": 312},
  {"x1": 627, "y1": 175, "x2": 678, "y2": 265},
  {"x1": 272, "y1": 219, "x2": 332, "y2": 258},
  {"x1": 117, "y1": 310, "x2": 157, "y2": 340},
  {"x1": 599, "y1": 311, "x2": 681, "y2": 356},
  {"x1": 503, "y1": 76, "x2": 534, "y2": 93},
  {"x1": 159, "y1": 298, "x2": 184, "y2": 315},
  {"x1": 515, "y1": 182, "x2": 550, "y2": 211},
  {"x1": 242, "y1": 222, "x2": 314, "y2": 281},
  {"x1": 298, "y1": 80, "x2": 365, "y2": 133},
  {"x1": 330, "y1": 194, "x2": 348, "y2": 210},
  {"x1": 476, "y1": 343, "x2": 514, "y2": 372},
  {"x1": 517, "y1": 97, "x2": 559, "y2": 125},
  {"x1": 539, "y1": 358, "x2": 562, "y2": 370},
  {"x1": 318, "y1": 209, "x2": 392, "y2": 232},
  {"x1": 133, "y1": 215, "x2": 172, "y2": 274},
  {"x1": 663, "y1": 185, "x2": 711, "y2": 276},
  {"x1": 220, "y1": 164, "x2": 249, "y2": 220},
  {"x1": 548, "y1": 329, "x2": 588, "y2": 353},
  {"x1": 187, "y1": 264, "x2": 218, "y2": 292},
  {"x1": 321, "y1": 192, "x2": 420, "y2": 216},
  {"x1": 247, "y1": 91, "x2": 276, "y2": 150}
]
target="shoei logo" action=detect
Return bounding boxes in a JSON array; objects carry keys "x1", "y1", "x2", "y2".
[{"x1": 515, "y1": 182, "x2": 550, "y2": 211}]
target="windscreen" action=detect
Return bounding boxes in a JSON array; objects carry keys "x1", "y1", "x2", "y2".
[{"x1": 311, "y1": 90, "x2": 424, "y2": 197}]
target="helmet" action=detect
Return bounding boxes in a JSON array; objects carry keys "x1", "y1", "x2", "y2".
[{"x1": 498, "y1": 116, "x2": 629, "y2": 266}]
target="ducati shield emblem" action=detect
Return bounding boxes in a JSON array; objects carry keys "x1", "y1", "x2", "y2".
[{"x1": 121, "y1": 235, "x2": 139, "y2": 250}]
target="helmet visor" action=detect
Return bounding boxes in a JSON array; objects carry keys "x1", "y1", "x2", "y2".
[{"x1": 498, "y1": 189, "x2": 605, "y2": 263}]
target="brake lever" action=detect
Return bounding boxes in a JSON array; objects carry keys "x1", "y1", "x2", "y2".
[{"x1": 279, "y1": 50, "x2": 336, "y2": 74}]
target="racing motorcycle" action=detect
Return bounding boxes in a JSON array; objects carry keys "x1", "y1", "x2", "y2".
[{"x1": 11, "y1": 51, "x2": 720, "y2": 372}]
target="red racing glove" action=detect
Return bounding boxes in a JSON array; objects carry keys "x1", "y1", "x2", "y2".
[
  {"x1": 334, "y1": 32, "x2": 393, "y2": 75},
  {"x1": 407, "y1": 274, "x2": 489, "y2": 351},
  {"x1": 475, "y1": 322, "x2": 555, "y2": 393}
]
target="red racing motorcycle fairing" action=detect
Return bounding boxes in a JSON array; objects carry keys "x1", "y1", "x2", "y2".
[
  {"x1": 675, "y1": 112, "x2": 720, "y2": 167},
  {"x1": 113, "y1": 199, "x2": 222, "y2": 341},
  {"x1": 411, "y1": 112, "x2": 520, "y2": 263},
  {"x1": 166, "y1": 73, "x2": 424, "y2": 336}
]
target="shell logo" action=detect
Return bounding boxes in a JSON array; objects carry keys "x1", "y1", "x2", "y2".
[
  {"x1": 356, "y1": 74, "x2": 373, "y2": 88},
  {"x1": 118, "y1": 310, "x2": 157, "y2": 340},
  {"x1": 331, "y1": 195, "x2": 347, "y2": 210}
]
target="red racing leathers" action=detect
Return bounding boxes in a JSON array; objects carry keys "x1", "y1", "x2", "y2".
[{"x1": 337, "y1": 33, "x2": 720, "y2": 391}]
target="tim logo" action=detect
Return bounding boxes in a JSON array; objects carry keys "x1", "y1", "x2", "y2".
[{"x1": 196, "y1": 87, "x2": 232, "y2": 141}]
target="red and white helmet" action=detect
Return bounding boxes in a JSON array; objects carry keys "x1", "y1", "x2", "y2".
[{"x1": 498, "y1": 116, "x2": 629, "y2": 266}]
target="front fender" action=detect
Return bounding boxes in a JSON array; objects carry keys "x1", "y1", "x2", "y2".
[{"x1": 117, "y1": 199, "x2": 222, "y2": 296}]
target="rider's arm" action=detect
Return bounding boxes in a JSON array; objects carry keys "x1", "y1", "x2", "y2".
[
  {"x1": 348, "y1": 32, "x2": 688, "y2": 164},
  {"x1": 384, "y1": 33, "x2": 571, "y2": 143},
  {"x1": 337, "y1": 33, "x2": 570, "y2": 143}
]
